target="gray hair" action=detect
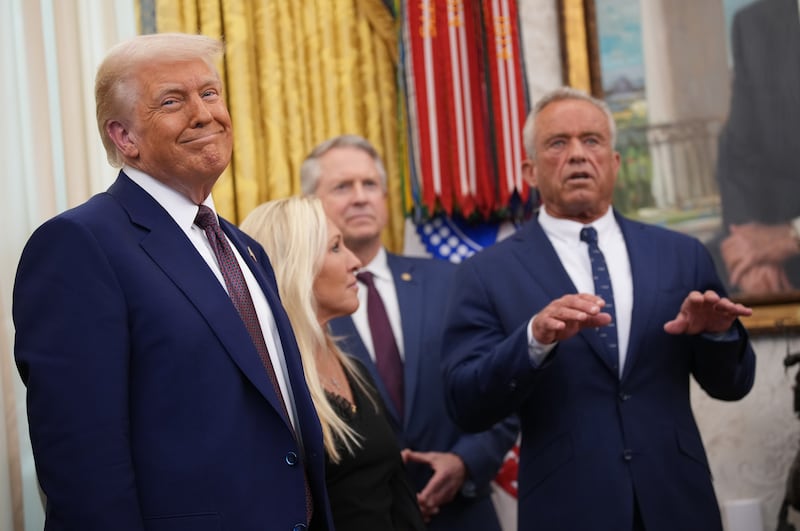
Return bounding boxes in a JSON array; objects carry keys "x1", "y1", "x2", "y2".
[
  {"x1": 95, "y1": 33, "x2": 225, "y2": 168},
  {"x1": 522, "y1": 86, "x2": 617, "y2": 159},
  {"x1": 299, "y1": 134, "x2": 387, "y2": 195}
]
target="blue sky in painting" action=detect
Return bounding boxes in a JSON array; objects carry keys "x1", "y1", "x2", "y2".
[{"x1": 596, "y1": 0, "x2": 757, "y2": 92}]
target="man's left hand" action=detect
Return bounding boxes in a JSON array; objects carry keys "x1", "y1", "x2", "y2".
[
  {"x1": 402, "y1": 449, "x2": 467, "y2": 522},
  {"x1": 663, "y1": 290, "x2": 752, "y2": 335}
]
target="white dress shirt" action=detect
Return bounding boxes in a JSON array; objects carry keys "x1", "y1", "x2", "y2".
[
  {"x1": 352, "y1": 247, "x2": 406, "y2": 362},
  {"x1": 124, "y1": 166, "x2": 300, "y2": 431},
  {"x1": 529, "y1": 206, "x2": 633, "y2": 377}
]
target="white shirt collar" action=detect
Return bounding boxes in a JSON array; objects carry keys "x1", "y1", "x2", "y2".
[
  {"x1": 123, "y1": 165, "x2": 216, "y2": 229},
  {"x1": 361, "y1": 246, "x2": 391, "y2": 281},
  {"x1": 538, "y1": 205, "x2": 616, "y2": 245}
]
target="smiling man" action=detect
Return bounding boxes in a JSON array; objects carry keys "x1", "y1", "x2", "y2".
[
  {"x1": 441, "y1": 87, "x2": 757, "y2": 531},
  {"x1": 13, "y1": 33, "x2": 334, "y2": 531}
]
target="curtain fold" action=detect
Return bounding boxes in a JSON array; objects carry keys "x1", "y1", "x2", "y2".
[{"x1": 153, "y1": 0, "x2": 403, "y2": 251}]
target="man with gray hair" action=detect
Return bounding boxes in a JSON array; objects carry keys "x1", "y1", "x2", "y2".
[
  {"x1": 302, "y1": 134, "x2": 518, "y2": 531},
  {"x1": 441, "y1": 87, "x2": 756, "y2": 531}
]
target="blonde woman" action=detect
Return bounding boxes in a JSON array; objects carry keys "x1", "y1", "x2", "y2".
[{"x1": 241, "y1": 196, "x2": 424, "y2": 531}]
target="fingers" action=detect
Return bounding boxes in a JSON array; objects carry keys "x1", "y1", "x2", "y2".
[
  {"x1": 532, "y1": 294, "x2": 612, "y2": 344},
  {"x1": 664, "y1": 290, "x2": 752, "y2": 335}
]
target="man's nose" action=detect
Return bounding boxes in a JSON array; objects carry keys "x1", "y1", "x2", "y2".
[
  {"x1": 567, "y1": 139, "x2": 587, "y2": 162},
  {"x1": 189, "y1": 96, "x2": 214, "y2": 127},
  {"x1": 352, "y1": 183, "x2": 368, "y2": 201}
]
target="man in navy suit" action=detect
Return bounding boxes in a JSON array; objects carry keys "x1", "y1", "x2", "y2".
[
  {"x1": 441, "y1": 87, "x2": 757, "y2": 531},
  {"x1": 301, "y1": 134, "x2": 518, "y2": 531},
  {"x1": 13, "y1": 33, "x2": 333, "y2": 531}
]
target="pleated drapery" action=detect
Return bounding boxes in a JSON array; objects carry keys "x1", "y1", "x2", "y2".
[{"x1": 153, "y1": 0, "x2": 404, "y2": 252}]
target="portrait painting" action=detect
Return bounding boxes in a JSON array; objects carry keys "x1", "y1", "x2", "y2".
[{"x1": 562, "y1": 0, "x2": 800, "y2": 331}]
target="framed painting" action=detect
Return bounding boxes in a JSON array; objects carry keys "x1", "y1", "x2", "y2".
[{"x1": 557, "y1": 0, "x2": 800, "y2": 333}]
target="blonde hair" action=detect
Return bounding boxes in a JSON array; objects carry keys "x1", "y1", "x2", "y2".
[
  {"x1": 94, "y1": 33, "x2": 224, "y2": 168},
  {"x1": 240, "y1": 196, "x2": 375, "y2": 463}
]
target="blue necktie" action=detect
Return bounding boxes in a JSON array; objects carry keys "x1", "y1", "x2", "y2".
[{"x1": 580, "y1": 226, "x2": 619, "y2": 373}]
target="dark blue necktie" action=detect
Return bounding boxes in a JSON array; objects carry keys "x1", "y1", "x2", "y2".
[{"x1": 580, "y1": 226, "x2": 619, "y2": 372}]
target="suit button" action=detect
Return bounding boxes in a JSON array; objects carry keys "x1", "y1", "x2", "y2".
[
  {"x1": 623, "y1": 449, "x2": 633, "y2": 461},
  {"x1": 619, "y1": 392, "x2": 631, "y2": 401},
  {"x1": 285, "y1": 452, "x2": 298, "y2": 466},
  {"x1": 292, "y1": 524, "x2": 307, "y2": 531}
]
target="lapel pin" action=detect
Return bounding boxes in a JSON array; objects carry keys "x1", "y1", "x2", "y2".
[
  {"x1": 401, "y1": 272, "x2": 412, "y2": 282},
  {"x1": 248, "y1": 246, "x2": 257, "y2": 262}
]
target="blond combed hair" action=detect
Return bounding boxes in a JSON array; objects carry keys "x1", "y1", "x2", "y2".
[
  {"x1": 240, "y1": 196, "x2": 375, "y2": 463},
  {"x1": 94, "y1": 33, "x2": 224, "y2": 168}
]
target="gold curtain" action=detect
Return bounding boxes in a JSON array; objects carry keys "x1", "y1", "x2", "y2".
[{"x1": 153, "y1": 0, "x2": 404, "y2": 252}]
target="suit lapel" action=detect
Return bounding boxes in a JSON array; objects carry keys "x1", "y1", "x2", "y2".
[
  {"x1": 108, "y1": 173, "x2": 292, "y2": 428},
  {"x1": 329, "y1": 315, "x2": 402, "y2": 428},
  {"x1": 221, "y1": 219, "x2": 305, "y2": 432},
  {"x1": 617, "y1": 215, "x2": 658, "y2": 381},
  {"x1": 387, "y1": 254, "x2": 421, "y2": 427}
]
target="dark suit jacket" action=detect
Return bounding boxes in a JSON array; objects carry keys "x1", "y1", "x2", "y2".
[
  {"x1": 441, "y1": 212, "x2": 756, "y2": 531},
  {"x1": 330, "y1": 253, "x2": 518, "y2": 531},
  {"x1": 13, "y1": 172, "x2": 334, "y2": 531},
  {"x1": 715, "y1": 0, "x2": 800, "y2": 284}
]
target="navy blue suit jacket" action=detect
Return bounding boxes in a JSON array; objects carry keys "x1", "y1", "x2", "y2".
[
  {"x1": 330, "y1": 253, "x2": 518, "y2": 531},
  {"x1": 442, "y1": 212, "x2": 756, "y2": 531},
  {"x1": 13, "y1": 172, "x2": 334, "y2": 531}
]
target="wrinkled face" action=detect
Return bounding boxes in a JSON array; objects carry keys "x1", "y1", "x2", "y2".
[
  {"x1": 313, "y1": 218, "x2": 363, "y2": 325},
  {"x1": 109, "y1": 58, "x2": 233, "y2": 200},
  {"x1": 523, "y1": 98, "x2": 620, "y2": 222},
  {"x1": 313, "y1": 147, "x2": 388, "y2": 249}
]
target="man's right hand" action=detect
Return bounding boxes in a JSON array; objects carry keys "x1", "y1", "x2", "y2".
[{"x1": 531, "y1": 294, "x2": 611, "y2": 345}]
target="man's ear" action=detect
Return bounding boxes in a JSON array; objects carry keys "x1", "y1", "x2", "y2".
[
  {"x1": 106, "y1": 121, "x2": 139, "y2": 159},
  {"x1": 522, "y1": 159, "x2": 537, "y2": 188}
]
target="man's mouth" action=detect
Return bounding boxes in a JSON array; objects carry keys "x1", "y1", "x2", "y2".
[{"x1": 566, "y1": 172, "x2": 592, "y2": 181}]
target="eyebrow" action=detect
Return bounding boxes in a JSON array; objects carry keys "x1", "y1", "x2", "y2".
[{"x1": 152, "y1": 78, "x2": 221, "y2": 101}]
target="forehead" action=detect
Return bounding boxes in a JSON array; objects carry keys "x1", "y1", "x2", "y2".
[
  {"x1": 535, "y1": 99, "x2": 610, "y2": 138},
  {"x1": 317, "y1": 147, "x2": 379, "y2": 180},
  {"x1": 135, "y1": 59, "x2": 220, "y2": 94}
]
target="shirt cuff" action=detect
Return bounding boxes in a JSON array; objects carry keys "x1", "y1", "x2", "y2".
[
  {"x1": 527, "y1": 315, "x2": 557, "y2": 367},
  {"x1": 702, "y1": 325, "x2": 740, "y2": 342}
]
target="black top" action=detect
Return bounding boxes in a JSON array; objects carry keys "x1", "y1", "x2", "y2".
[{"x1": 324, "y1": 360, "x2": 425, "y2": 531}]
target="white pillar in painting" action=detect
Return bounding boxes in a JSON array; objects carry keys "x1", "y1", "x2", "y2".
[{"x1": 639, "y1": 0, "x2": 730, "y2": 216}]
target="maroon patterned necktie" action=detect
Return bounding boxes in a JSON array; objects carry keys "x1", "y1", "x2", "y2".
[
  {"x1": 356, "y1": 271, "x2": 404, "y2": 420},
  {"x1": 194, "y1": 205, "x2": 313, "y2": 521}
]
